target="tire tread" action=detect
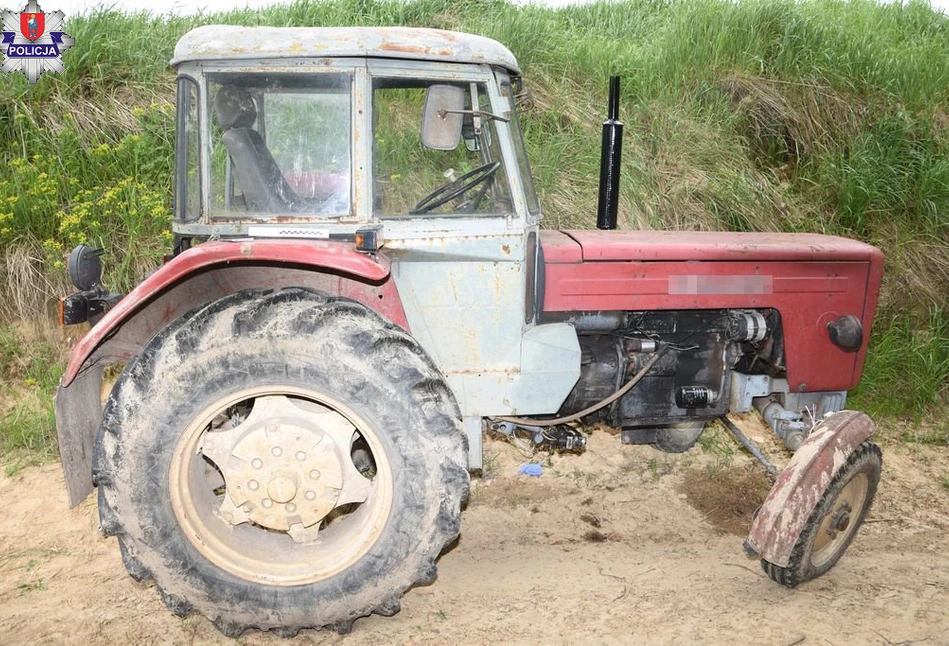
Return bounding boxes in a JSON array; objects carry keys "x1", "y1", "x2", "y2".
[{"x1": 94, "y1": 288, "x2": 467, "y2": 636}]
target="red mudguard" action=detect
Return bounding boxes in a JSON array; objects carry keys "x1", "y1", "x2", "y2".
[
  {"x1": 744, "y1": 410, "x2": 876, "y2": 567},
  {"x1": 61, "y1": 238, "x2": 405, "y2": 387}
]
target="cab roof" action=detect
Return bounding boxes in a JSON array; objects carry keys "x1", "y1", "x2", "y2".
[{"x1": 171, "y1": 26, "x2": 520, "y2": 73}]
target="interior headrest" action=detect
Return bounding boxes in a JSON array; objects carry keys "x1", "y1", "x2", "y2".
[{"x1": 214, "y1": 85, "x2": 257, "y2": 130}]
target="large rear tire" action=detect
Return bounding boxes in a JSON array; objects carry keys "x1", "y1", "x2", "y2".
[
  {"x1": 93, "y1": 288, "x2": 468, "y2": 636},
  {"x1": 761, "y1": 441, "x2": 881, "y2": 587}
]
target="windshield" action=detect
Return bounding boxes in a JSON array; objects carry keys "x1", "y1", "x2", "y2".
[
  {"x1": 207, "y1": 72, "x2": 352, "y2": 218},
  {"x1": 372, "y1": 78, "x2": 512, "y2": 217}
]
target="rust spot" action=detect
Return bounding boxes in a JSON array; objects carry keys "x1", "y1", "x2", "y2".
[
  {"x1": 378, "y1": 42, "x2": 428, "y2": 55},
  {"x1": 376, "y1": 41, "x2": 458, "y2": 58},
  {"x1": 501, "y1": 244, "x2": 510, "y2": 255},
  {"x1": 240, "y1": 243, "x2": 252, "y2": 256}
]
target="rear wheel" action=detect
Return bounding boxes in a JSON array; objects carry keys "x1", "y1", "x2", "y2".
[
  {"x1": 762, "y1": 441, "x2": 881, "y2": 587},
  {"x1": 94, "y1": 288, "x2": 468, "y2": 636}
]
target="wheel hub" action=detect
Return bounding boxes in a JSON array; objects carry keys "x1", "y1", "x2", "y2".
[
  {"x1": 199, "y1": 395, "x2": 371, "y2": 542},
  {"x1": 812, "y1": 474, "x2": 869, "y2": 568},
  {"x1": 826, "y1": 502, "x2": 852, "y2": 538}
]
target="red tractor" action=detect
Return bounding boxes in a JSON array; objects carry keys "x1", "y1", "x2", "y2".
[{"x1": 56, "y1": 27, "x2": 884, "y2": 636}]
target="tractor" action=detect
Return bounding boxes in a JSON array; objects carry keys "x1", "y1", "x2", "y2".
[{"x1": 55, "y1": 26, "x2": 885, "y2": 636}]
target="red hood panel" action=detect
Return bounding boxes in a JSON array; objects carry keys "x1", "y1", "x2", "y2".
[
  {"x1": 545, "y1": 230, "x2": 880, "y2": 263},
  {"x1": 539, "y1": 228, "x2": 885, "y2": 393}
]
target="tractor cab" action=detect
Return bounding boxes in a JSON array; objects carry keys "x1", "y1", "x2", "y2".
[
  {"x1": 170, "y1": 26, "x2": 537, "y2": 238},
  {"x1": 68, "y1": 26, "x2": 580, "y2": 470}
]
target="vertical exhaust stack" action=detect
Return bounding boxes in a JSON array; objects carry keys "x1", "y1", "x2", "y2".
[{"x1": 596, "y1": 76, "x2": 623, "y2": 230}]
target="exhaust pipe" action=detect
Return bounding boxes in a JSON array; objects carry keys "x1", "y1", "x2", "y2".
[{"x1": 596, "y1": 75, "x2": 623, "y2": 230}]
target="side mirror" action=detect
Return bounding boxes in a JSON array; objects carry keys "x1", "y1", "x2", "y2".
[
  {"x1": 421, "y1": 85, "x2": 464, "y2": 151},
  {"x1": 67, "y1": 244, "x2": 104, "y2": 291}
]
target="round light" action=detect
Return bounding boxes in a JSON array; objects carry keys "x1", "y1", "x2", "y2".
[{"x1": 67, "y1": 245, "x2": 103, "y2": 291}]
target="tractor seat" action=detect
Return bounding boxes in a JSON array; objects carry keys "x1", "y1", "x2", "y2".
[{"x1": 214, "y1": 85, "x2": 298, "y2": 213}]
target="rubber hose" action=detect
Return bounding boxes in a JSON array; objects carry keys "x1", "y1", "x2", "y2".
[{"x1": 495, "y1": 349, "x2": 666, "y2": 427}]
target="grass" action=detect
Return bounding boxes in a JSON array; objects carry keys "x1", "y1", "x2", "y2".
[
  {"x1": 850, "y1": 307, "x2": 949, "y2": 419},
  {"x1": 0, "y1": 0, "x2": 948, "y2": 463},
  {"x1": 0, "y1": 326, "x2": 64, "y2": 473},
  {"x1": 697, "y1": 420, "x2": 740, "y2": 466}
]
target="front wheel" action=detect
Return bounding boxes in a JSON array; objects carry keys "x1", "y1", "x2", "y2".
[
  {"x1": 93, "y1": 288, "x2": 468, "y2": 636},
  {"x1": 762, "y1": 441, "x2": 881, "y2": 587}
]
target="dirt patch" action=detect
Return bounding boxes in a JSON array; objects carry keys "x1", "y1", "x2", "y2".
[
  {"x1": 1, "y1": 431, "x2": 948, "y2": 644},
  {"x1": 679, "y1": 464, "x2": 773, "y2": 535},
  {"x1": 467, "y1": 475, "x2": 560, "y2": 508},
  {"x1": 579, "y1": 512, "x2": 601, "y2": 527}
]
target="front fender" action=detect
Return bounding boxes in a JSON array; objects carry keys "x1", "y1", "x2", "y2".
[{"x1": 745, "y1": 410, "x2": 876, "y2": 567}]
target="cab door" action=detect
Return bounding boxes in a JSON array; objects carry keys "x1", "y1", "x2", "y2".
[{"x1": 363, "y1": 61, "x2": 580, "y2": 468}]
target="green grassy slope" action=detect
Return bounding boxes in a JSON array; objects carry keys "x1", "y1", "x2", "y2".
[{"x1": 0, "y1": 0, "x2": 946, "y2": 461}]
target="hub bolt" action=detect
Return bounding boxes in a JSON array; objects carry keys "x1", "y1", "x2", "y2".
[{"x1": 251, "y1": 458, "x2": 263, "y2": 469}]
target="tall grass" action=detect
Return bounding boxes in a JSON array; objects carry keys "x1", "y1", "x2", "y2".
[
  {"x1": 0, "y1": 0, "x2": 946, "y2": 429},
  {"x1": 0, "y1": 325, "x2": 64, "y2": 472}
]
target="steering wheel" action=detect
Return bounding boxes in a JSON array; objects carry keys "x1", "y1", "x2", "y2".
[{"x1": 410, "y1": 162, "x2": 501, "y2": 214}]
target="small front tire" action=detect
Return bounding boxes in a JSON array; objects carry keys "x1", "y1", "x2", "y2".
[{"x1": 762, "y1": 441, "x2": 881, "y2": 587}]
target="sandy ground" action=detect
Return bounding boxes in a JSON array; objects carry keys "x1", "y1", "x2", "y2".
[{"x1": 1, "y1": 419, "x2": 948, "y2": 645}]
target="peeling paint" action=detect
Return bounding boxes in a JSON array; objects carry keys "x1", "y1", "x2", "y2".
[
  {"x1": 171, "y1": 26, "x2": 520, "y2": 73},
  {"x1": 746, "y1": 410, "x2": 875, "y2": 567}
]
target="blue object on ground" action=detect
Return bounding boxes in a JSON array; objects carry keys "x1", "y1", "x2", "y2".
[{"x1": 518, "y1": 463, "x2": 543, "y2": 477}]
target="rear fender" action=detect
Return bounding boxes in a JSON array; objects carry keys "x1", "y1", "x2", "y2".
[
  {"x1": 56, "y1": 239, "x2": 406, "y2": 507},
  {"x1": 744, "y1": 410, "x2": 876, "y2": 567}
]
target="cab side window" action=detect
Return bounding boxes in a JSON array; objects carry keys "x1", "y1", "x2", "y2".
[{"x1": 372, "y1": 78, "x2": 512, "y2": 217}]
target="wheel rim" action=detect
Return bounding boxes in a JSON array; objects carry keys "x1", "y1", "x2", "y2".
[
  {"x1": 169, "y1": 385, "x2": 393, "y2": 586},
  {"x1": 810, "y1": 472, "x2": 869, "y2": 568}
]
